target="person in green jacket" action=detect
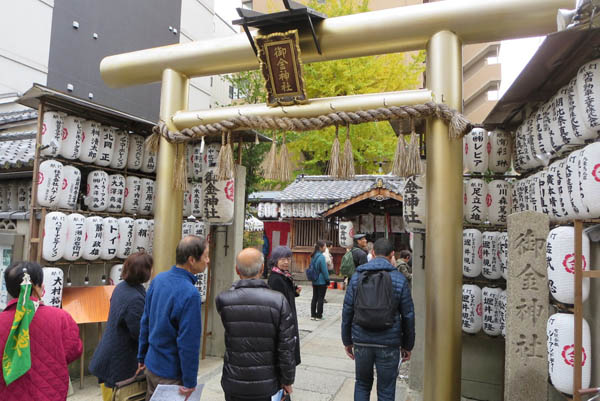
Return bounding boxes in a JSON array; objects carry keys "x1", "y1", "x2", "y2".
[{"x1": 310, "y1": 240, "x2": 329, "y2": 320}]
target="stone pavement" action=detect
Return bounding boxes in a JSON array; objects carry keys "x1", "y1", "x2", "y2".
[{"x1": 68, "y1": 282, "x2": 419, "y2": 401}]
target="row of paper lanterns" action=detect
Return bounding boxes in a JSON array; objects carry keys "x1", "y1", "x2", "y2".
[
  {"x1": 511, "y1": 142, "x2": 600, "y2": 221},
  {"x1": 41, "y1": 111, "x2": 156, "y2": 172},
  {"x1": 42, "y1": 211, "x2": 154, "y2": 262},
  {"x1": 256, "y1": 202, "x2": 331, "y2": 219},
  {"x1": 0, "y1": 180, "x2": 31, "y2": 212},
  {"x1": 462, "y1": 230, "x2": 508, "y2": 280},
  {"x1": 463, "y1": 128, "x2": 512, "y2": 174},
  {"x1": 37, "y1": 160, "x2": 155, "y2": 215},
  {"x1": 513, "y1": 59, "x2": 600, "y2": 173},
  {"x1": 462, "y1": 284, "x2": 505, "y2": 337},
  {"x1": 463, "y1": 179, "x2": 512, "y2": 225}
]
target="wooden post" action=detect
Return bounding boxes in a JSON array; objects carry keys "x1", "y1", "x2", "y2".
[
  {"x1": 573, "y1": 219, "x2": 583, "y2": 401},
  {"x1": 29, "y1": 102, "x2": 44, "y2": 261}
]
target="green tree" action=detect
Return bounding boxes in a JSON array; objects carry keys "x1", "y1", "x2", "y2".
[{"x1": 226, "y1": 0, "x2": 425, "y2": 186}]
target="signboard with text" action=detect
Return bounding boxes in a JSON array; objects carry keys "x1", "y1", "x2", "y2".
[{"x1": 256, "y1": 30, "x2": 308, "y2": 107}]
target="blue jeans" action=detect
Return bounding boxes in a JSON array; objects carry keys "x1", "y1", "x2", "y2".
[{"x1": 354, "y1": 345, "x2": 400, "y2": 401}]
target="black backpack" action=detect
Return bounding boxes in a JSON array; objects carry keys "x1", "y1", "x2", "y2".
[{"x1": 353, "y1": 270, "x2": 397, "y2": 331}]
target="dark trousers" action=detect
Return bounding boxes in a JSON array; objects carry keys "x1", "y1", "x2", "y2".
[
  {"x1": 353, "y1": 345, "x2": 401, "y2": 401},
  {"x1": 311, "y1": 284, "x2": 327, "y2": 318}
]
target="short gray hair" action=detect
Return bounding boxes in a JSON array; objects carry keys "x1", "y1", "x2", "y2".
[{"x1": 236, "y1": 251, "x2": 264, "y2": 278}]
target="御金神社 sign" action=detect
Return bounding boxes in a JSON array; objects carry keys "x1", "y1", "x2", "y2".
[{"x1": 256, "y1": 30, "x2": 307, "y2": 107}]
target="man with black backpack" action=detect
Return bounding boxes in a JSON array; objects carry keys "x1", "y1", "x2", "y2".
[{"x1": 341, "y1": 238, "x2": 415, "y2": 401}]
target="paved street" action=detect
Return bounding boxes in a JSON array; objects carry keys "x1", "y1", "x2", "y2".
[{"x1": 69, "y1": 283, "x2": 418, "y2": 401}]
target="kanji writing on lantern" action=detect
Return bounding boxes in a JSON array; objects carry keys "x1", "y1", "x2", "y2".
[{"x1": 204, "y1": 171, "x2": 220, "y2": 219}]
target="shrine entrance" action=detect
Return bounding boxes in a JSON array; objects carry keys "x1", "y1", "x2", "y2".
[{"x1": 99, "y1": 1, "x2": 571, "y2": 399}]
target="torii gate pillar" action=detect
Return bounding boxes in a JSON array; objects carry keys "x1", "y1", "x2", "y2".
[{"x1": 425, "y1": 30, "x2": 464, "y2": 400}]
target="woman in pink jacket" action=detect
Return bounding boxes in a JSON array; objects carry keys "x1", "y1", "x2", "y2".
[{"x1": 0, "y1": 262, "x2": 82, "y2": 401}]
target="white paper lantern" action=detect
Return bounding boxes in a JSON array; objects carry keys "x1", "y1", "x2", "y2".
[
  {"x1": 106, "y1": 174, "x2": 126, "y2": 213},
  {"x1": 464, "y1": 179, "x2": 488, "y2": 224},
  {"x1": 482, "y1": 287, "x2": 502, "y2": 336},
  {"x1": 127, "y1": 134, "x2": 145, "y2": 170},
  {"x1": 141, "y1": 149, "x2": 157, "y2": 173},
  {"x1": 257, "y1": 203, "x2": 265, "y2": 219},
  {"x1": 37, "y1": 159, "x2": 63, "y2": 208},
  {"x1": 99, "y1": 217, "x2": 119, "y2": 260},
  {"x1": 542, "y1": 99, "x2": 561, "y2": 156},
  {"x1": 497, "y1": 232, "x2": 508, "y2": 280},
  {"x1": 547, "y1": 226, "x2": 591, "y2": 304},
  {"x1": 85, "y1": 170, "x2": 109, "y2": 212},
  {"x1": 567, "y1": 77, "x2": 588, "y2": 146},
  {"x1": 512, "y1": 124, "x2": 527, "y2": 173},
  {"x1": 58, "y1": 115, "x2": 83, "y2": 160},
  {"x1": 183, "y1": 190, "x2": 192, "y2": 217},
  {"x1": 550, "y1": 87, "x2": 579, "y2": 156},
  {"x1": 182, "y1": 221, "x2": 194, "y2": 237},
  {"x1": 273, "y1": 203, "x2": 281, "y2": 218},
  {"x1": 280, "y1": 203, "x2": 288, "y2": 219},
  {"x1": 547, "y1": 313, "x2": 592, "y2": 395},
  {"x1": 139, "y1": 179, "x2": 155, "y2": 216},
  {"x1": 193, "y1": 220, "x2": 206, "y2": 238},
  {"x1": 109, "y1": 264, "x2": 123, "y2": 285},
  {"x1": 548, "y1": 161, "x2": 569, "y2": 220},
  {"x1": 202, "y1": 170, "x2": 234, "y2": 225},
  {"x1": 404, "y1": 175, "x2": 426, "y2": 230},
  {"x1": 132, "y1": 219, "x2": 151, "y2": 252},
  {"x1": 116, "y1": 217, "x2": 134, "y2": 259},
  {"x1": 191, "y1": 182, "x2": 203, "y2": 217},
  {"x1": 575, "y1": 59, "x2": 600, "y2": 140},
  {"x1": 297, "y1": 203, "x2": 306, "y2": 218},
  {"x1": 462, "y1": 284, "x2": 482, "y2": 334},
  {"x1": 42, "y1": 267, "x2": 64, "y2": 308},
  {"x1": 110, "y1": 130, "x2": 129, "y2": 169},
  {"x1": 123, "y1": 176, "x2": 141, "y2": 214},
  {"x1": 339, "y1": 221, "x2": 354, "y2": 248},
  {"x1": 533, "y1": 107, "x2": 554, "y2": 162},
  {"x1": 204, "y1": 143, "x2": 220, "y2": 170},
  {"x1": 487, "y1": 180, "x2": 511, "y2": 225},
  {"x1": 463, "y1": 128, "x2": 489, "y2": 173},
  {"x1": 82, "y1": 216, "x2": 103, "y2": 261},
  {"x1": 579, "y1": 142, "x2": 600, "y2": 217},
  {"x1": 557, "y1": 158, "x2": 577, "y2": 221},
  {"x1": 291, "y1": 203, "x2": 299, "y2": 218},
  {"x1": 79, "y1": 120, "x2": 101, "y2": 163},
  {"x1": 463, "y1": 229, "x2": 482, "y2": 278},
  {"x1": 42, "y1": 212, "x2": 67, "y2": 261},
  {"x1": 488, "y1": 129, "x2": 512, "y2": 173},
  {"x1": 57, "y1": 166, "x2": 81, "y2": 210},
  {"x1": 95, "y1": 126, "x2": 116, "y2": 166},
  {"x1": 187, "y1": 143, "x2": 203, "y2": 179},
  {"x1": 482, "y1": 232, "x2": 500, "y2": 280},
  {"x1": 63, "y1": 213, "x2": 85, "y2": 261},
  {"x1": 499, "y1": 290, "x2": 507, "y2": 337},
  {"x1": 565, "y1": 150, "x2": 587, "y2": 218},
  {"x1": 41, "y1": 111, "x2": 65, "y2": 157},
  {"x1": 147, "y1": 220, "x2": 154, "y2": 255}
]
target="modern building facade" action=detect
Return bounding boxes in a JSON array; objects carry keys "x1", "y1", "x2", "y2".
[{"x1": 0, "y1": 0, "x2": 236, "y2": 119}]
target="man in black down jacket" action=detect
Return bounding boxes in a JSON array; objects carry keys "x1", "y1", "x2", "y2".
[{"x1": 216, "y1": 248, "x2": 296, "y2": 401}]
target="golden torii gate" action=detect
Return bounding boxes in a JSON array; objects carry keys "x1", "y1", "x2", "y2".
[{"x1": 100, "y1": 0, "x2": 573, "y2": 399}]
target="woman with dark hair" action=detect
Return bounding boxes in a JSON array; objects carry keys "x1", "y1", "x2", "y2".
[
  {"x1": 267, "y1": 246, "x2": 301, "y2": 366},
  {"x1": 90, "y1": 251, "x2": 153, "y2": 401},
  {"x1": 310, "y1": 240, "x2": 329, "y2": 321},
  {"x1": 0, "y1": 261, "x2": 82, "y2": 400}
]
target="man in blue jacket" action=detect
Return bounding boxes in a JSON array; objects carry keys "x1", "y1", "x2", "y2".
[
  {"x1": 138, "y1": 235, "x2": 209, "y2": 400},
  {"x1": 341, "y1": 238, "x2": 415, "y2": 401}
]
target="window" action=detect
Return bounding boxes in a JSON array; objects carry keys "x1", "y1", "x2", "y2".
[
  {"x1": 487, "y1": 90, "x2": 499, "y2": 101},
  {"x1": 210, "y1": 77, "x2": 213, "y2": 87},
  {"x1": 229, "y1": 85, "x2": 234, "y2": 99},
  {"x1": 242, "y1": 0, "x2": 253, "y2": 10},
  {"x1": 486, "y1": 56, "x2": 499, "y2": 65}
]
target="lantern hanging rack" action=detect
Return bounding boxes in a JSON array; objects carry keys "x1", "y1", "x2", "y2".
[{"x1": 233, "y1": 0, "x2": 327, "y2": 56}]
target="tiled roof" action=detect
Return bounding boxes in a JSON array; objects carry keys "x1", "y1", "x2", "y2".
[
  {"x1": 248, "y1": 191, "x2": 282, "y2": 202},
  {"x1": 0, "y1": 131, "x2": 36, "y2": 169},
  {"x1": 276, "y1": 175, "x2": 404, "y2": 203},
  {"x1": 0, "y1": 109, "x2": 37, "y2": 125}
]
